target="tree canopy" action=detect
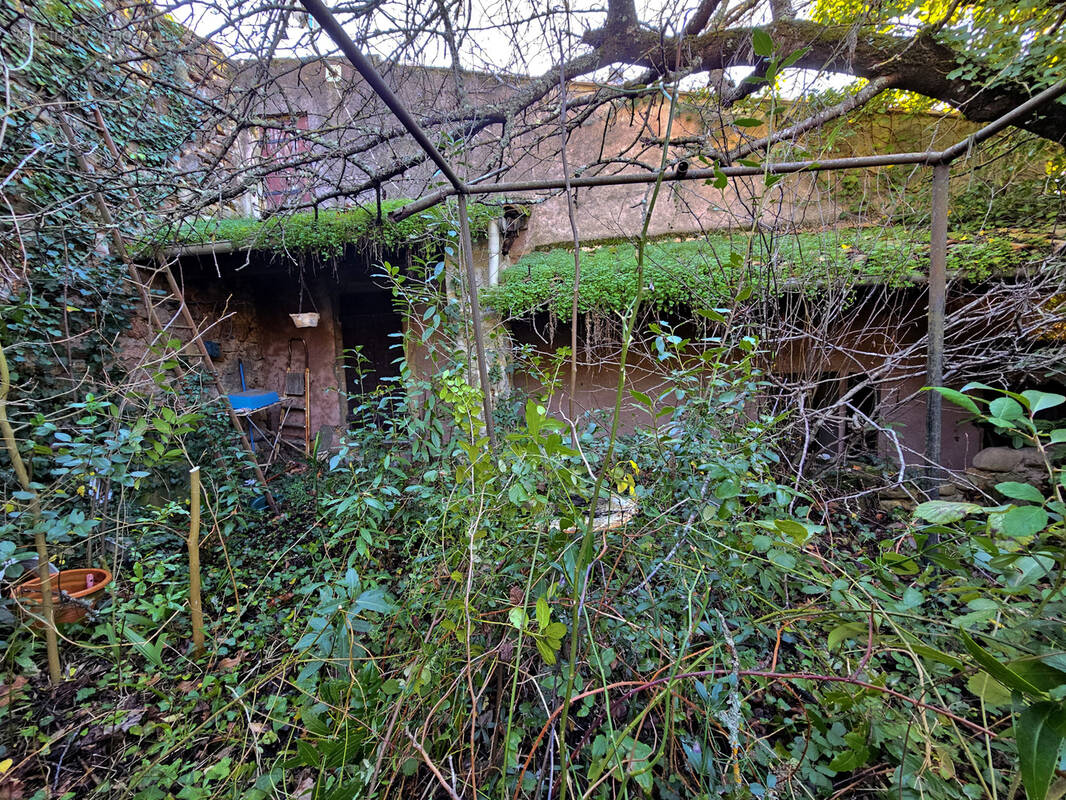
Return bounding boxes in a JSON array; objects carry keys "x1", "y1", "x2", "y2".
[{"x1": 186, "y1": 0, "x2": 1066, "y2": 205}]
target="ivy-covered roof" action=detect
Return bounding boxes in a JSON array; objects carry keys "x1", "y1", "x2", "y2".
[
  {"x1": 483, "y1": 227, "x2": 1056, "y2": 318},
  {"x1": 162, "y1": 199, "x2": 498, "y2": 258}
]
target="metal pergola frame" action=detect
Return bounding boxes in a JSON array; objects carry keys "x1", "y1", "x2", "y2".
[{"x1": 301, "y1": 0, "x2": 1066, "y2": 491}]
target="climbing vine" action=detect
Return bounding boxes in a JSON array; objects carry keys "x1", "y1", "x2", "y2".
[{"x1": 0, "y1": 0, "x2": 211, "y2": 426}]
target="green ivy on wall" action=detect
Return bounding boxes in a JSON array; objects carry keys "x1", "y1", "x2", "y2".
[{"x1": 0, "y1": 0, "x2": 210, "y2": 418}]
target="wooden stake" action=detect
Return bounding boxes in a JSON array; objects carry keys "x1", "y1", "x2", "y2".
[
  {"x1": 304, "y1": 367, "x2": 311, "y2": 456},
  {"x1": 188, "y1": 467, "x2": 205, "y2": 656},
  {"x1": 0, "y1": 345, "x2": 61, "y2": 682}
]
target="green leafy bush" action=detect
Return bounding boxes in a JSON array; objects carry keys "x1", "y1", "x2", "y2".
[{"x1": 485, "y1": 227, "x2": 1051, "y2": 318}]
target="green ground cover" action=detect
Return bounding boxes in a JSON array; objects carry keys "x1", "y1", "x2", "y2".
[{"x1": 485, "y1": 227, "x2": 1054, "y2": 318}]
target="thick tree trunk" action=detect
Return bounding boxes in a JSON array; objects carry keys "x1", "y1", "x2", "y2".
[{"x1": 584, "y1": 19, "x2": 1066, "y2": 144}]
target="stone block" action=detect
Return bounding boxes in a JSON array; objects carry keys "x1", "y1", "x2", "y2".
[{"x1": 971, "y1": 447, "x2": 1044, "y2": 473}]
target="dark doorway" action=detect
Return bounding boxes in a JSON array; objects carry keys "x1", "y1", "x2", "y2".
[{"x1": 338, "y1": 287, "x2": 402, "y2": 417}]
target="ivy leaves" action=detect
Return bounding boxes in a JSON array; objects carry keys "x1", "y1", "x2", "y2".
[{"x1": 486, "y1": 228, "x2": 1048, "y2": 320}]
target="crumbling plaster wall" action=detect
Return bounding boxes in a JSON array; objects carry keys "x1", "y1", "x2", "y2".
[
  {"x1": 506, "y1": 282, "x2": 988, "y2": 472},
  {"x1": 122, "y1": 260, "x2": 346, "y2": 444}
]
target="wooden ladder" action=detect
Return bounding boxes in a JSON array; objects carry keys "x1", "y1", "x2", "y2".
[
  {"x1": 57, "y1": 109, "x2": 280, "y2": 513},
  {"x1": 275, "y1": 338, "x2": 311, "y2": 460}
]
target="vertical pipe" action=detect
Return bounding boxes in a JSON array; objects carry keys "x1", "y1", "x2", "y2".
[
  {"x1": 925, "y1": 162, "x2": 950, "y2": 499},
  {"x1": 487, "y1": 220, "x2": 501, "y2": 287},
  {"x1": 457, "y1": 194, "x2": 497, "y2": 450},
  {"x1": 304, "y1": 368, "x2": 311, "y2": 456},
  {"x1": 188, "y1": 466, "x2": 205, "y2": 656}
]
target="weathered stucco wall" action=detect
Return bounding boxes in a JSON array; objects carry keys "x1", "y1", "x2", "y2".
[
  {"x1": 505, "y1": 280, "x2": 990, "y2": 473},
  {"x1": 122, "y1": 254, "x2": 359, "y2": 450}
]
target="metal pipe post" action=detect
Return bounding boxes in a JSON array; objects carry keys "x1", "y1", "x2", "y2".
[
  {"x1": 298, "y1": 0, "x2": 466, "y2": 192},
  {"x1": 925, "y1": 162, "x2": 950, "y2": 499},
  {"x1": 458, "y1": 193, "x2": 497, "y2": 449}
]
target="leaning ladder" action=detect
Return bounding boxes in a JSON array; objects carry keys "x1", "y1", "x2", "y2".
[{"x1": 57, "y1": 110, "x2": 280, "y2": 514}]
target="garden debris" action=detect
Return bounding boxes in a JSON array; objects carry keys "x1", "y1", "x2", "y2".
[
  {"x1": 559, "y1": 493, "x2": 639, "y2": 533},
  {"x1": 0, "y1": 676, "x2": 27, "y2": 709}
]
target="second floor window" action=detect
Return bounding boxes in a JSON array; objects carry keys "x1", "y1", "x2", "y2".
[{"x1": 261, "y1": 114, "x2": 310, "y2": 210}]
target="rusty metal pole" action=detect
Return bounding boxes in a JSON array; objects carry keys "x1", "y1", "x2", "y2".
[
  {"x1": 925, "y1": 162, "x2": 950, "y2": 500},
  {"x1": 457, "y1": 193, "x2": 497, "y2": 449}
]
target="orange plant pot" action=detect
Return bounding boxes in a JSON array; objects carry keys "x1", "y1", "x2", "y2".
[{"x1": 12, "y1": 568, "x2": 112, "y2": 625}]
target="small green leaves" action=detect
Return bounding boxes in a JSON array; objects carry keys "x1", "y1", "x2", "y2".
[
  {"x1": 1022, "y1": 391, "x2": 1066, "y2": 416},
  {"x1": 126, "y1": 629, "x2": 167, "y2": 670},
  {"x1": 534, "y1": 638, "x2": 557, "y2": 665},
  {"x1": 928, "y1": 386, "x2": 981, "y2": 415},
  {"x1": 961, "y1": 632, "x2": 1045, "y2": 697},
  {"x1": 914, "y1": 500, "x2": 982, "y2": 524},
  {"x1": 989, "y1": 396, "x2": 1026, "y2": 424},
  {"x1": 828, "y1": 727, "x2": 871, "y2": 772},
  {"x1": 995, "y1": 482, "x2": 1045, "y2": 503},
  {"x1": 774, "y1": 518, "x2": 810, "y2": 541},
  {"x1": 694, "y1": 307, "x2": 729, "y2": 323},
  {"x1": 533, "y1": 598, "x2": 566, "y2": 664},
  {"x1": 991, "y1": 506, "x2": 1049, "y2": 539},
  {"x1": 509, "y1": 597, "x2": 566, "y2": 664},
  {"x1": 589, "y1": 734, "x2": 654, "y2": 792},
  {"x1": 508, "y1": 607, "x2": 529, "y2": 629},
  {"x1": 355, "y1": 588, "x2": 393, "y2": 614},
  {"x1": 535, "y1": 595, "x2": 550, "y2": 629},
  {"x1": 879, "y1": 550, "x2": 920, "y2": 575},
  {"x1": 827, "y1": 621, "x2": 867, "y2": 651},
  {"x1": 752, "y1": 29, "x2": 774, "y2": 56},
  {"x1": 967, "y1": 672, "x2": 1012, "y2": 707}
]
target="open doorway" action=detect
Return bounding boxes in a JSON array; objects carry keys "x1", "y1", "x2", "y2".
[{"x1": 338, "y1": 285, "x2": 403, "y2": 418}]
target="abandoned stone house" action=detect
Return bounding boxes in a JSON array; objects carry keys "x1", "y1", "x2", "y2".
[{"x1": 152, "y1": 56, "x2": 1065, "y2": 482}]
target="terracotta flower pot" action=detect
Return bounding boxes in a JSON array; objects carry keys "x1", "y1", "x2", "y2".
[{"x1": 12, "y1": 568, "x2": 112, "y2": 625}]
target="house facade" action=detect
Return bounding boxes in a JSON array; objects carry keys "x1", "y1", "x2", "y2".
[{"x1": 153, "y1": 57, "x2": 1065, "y2": 480}]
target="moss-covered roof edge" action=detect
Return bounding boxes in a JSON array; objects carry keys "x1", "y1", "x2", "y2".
[
  {"x1": 484, "y1": 227, "x2": 1059, "y2": 319},
  {"x1": 153, "y1": 198, "x2": 500, "y2": 259}
]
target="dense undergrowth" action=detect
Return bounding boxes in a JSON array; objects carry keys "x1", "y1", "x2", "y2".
[
  {"x1": 3, "y1": 312, "x2": 1066, "y2": 798},
  {"x1": 4, "y1": 1, "x2": 1066, "y2": 797}
]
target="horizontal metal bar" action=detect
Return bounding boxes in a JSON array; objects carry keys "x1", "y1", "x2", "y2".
[
  {"x1": 466, "y1": 151, "x2": 936, "y2": 195},
  {"x1": 387, "y1": 152, "x2": 937, "y2": 221},
  {"x1": 298, "y1": 0, "x2": 467, "y2": 192},
  {"x1": 390, "y1": 187, "x2": 457, "y2": 221},
  {"x1": 938, "y1": 79, "x2": 1066, "y2": 164},
  {"x1": 388, "y1": 80, "x2": 1066, "y2": 221}
]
